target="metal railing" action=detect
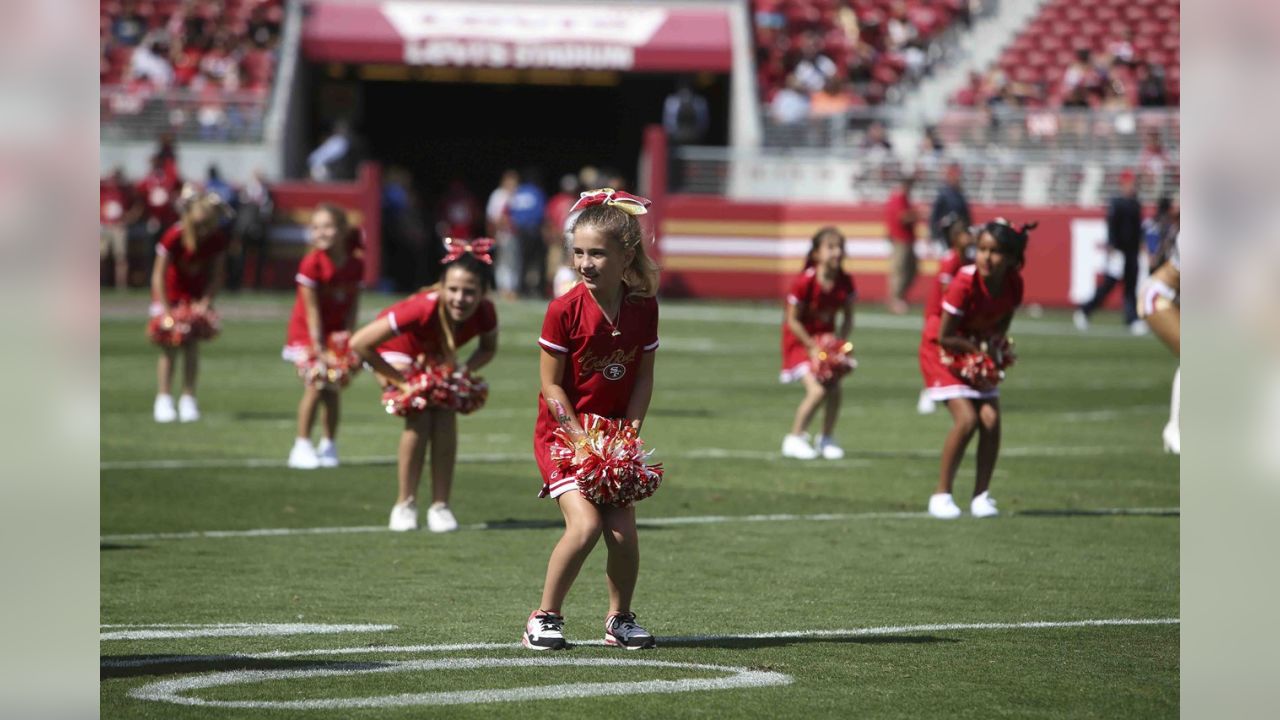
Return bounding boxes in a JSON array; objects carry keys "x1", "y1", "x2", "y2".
[
  {"x1": 673, "y1": 145, "x2": 1179, "y2": 207},
  {"x1": 100, "y1": 86, "x2": 270, "y2": 143}
]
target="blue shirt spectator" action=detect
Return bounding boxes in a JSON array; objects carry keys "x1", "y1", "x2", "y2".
[{"x1": 508, "y1": 181, "x2": 546, "y2": 231}]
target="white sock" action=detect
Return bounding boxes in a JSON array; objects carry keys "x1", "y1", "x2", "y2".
[
  {"x1": 318, "y1": 438, "x2": 335, "y2": 450},
  {"x1": 294, "y1": 437, "x2": 312, "y2": 448},
  {"x1": 1169, "y1": 367, "x2": 1180, "y2": 429}
]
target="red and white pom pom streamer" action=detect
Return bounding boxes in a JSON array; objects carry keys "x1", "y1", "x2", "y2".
[
  {"x1": 147, "y1": 304, "x2": 220, "y2": 347},
  {"x1": 942, "y1": 348, "x2": 1002, "y2": 391},
  {"x1": 296, "y1": 332, "x2": 363, "y2": 389},
  {"x1": 550, "y1": 413, "x2": 664, "y2": 507},
  {"x1": 984, "y1": 335, "x2": 1017, "y2": 371},
  {"x1": 382, "y1": 367, "x2": 489, "y2": 416},
  {"x1": 811, "y1": 333, "x2": 858, "y2": 383}
]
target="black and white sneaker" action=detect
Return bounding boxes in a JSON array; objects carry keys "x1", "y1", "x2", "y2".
[
  {"x1": 604, "y1": 612, "x2": 657, "y2": 650},
  {"x1": 522, "y1": 610, "x2": 568, "y2": 651}
]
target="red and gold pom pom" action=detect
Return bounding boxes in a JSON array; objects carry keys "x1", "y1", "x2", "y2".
[
  {"x1": 296, "y1": 331, "x2": 363, "y2": 389},
  {"x1": 811, "y1": 333, "x2": 857, "y2": 383},
  {"x1": 549, "y1": 414, "x2": 664, "y2": 507},
  {"x1": 147, "y1": 304, "x2": 220, "y2": 347},
  {"x1": 382, "y1": 366, "x2": 488, "y2": 416},
  {"x1": 941, "y1": 348, "x2": 1002, "y2": 391}
]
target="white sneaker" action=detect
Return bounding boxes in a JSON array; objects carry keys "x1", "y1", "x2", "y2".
[
  {"x1": 970, "y1": 491, "x2": 999, "y2": 518},
  {"x1": 928, "y1": 492, "x2": 962, "y2": 519},
  {"x1": 426, "y1": 502, "x2": 459, "y2": 533},
  {"x1": 1129, "y1": 320, "x2": 1150, "y2": 336},
  {"x1": 1073, "y1": 310, "x2": 1089, "y2": 331},
  {"x1": 287, "y1": 439, "x2": 320, "y2": 470},
  {"x1": 177, "y1": 394, "x2": 200, "y2": 422},
  {"x1": 317, "y1": 439, "x2": 339, "y2": 468},
  {"x1": 781, "y1": 433, "x2": 819, "y2": 460},
  {"x1": 522, "y1": 610, "x2": 567, "y2": 651},
  {"x1": 154, "y1": 394, "x2": 177, "y2": 423},
  {"x1": 389, "y1": 498, "x2": 419, "y2": 531},
  {"x1": 916, "y1": 389, "x2": 936, "y2": 415},
  {"x1": 1162, "y1": 422, "x2": 1180, "y2": 455},
  {"x1": 815, "y1": 435, "x2": 845, "y2": 460}
]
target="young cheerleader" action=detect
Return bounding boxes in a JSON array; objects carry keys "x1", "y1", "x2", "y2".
[
  {"x1": 919, "y1": 219, "x2": 1034, "y2": 518},
  {"x1": 524, "y1": 188, "x2": 661, "y2": 651},
  {"x1": 282, "y1": 204, "x2": 364, "y2": 469},
  {"x1": 1138, "y1": 232, "x2": 1179, "y2": 453},
  {"x1": 917, "y1": 215, "x2": 976, "y2": 415},
  {"x1": 149, "y1": 185, "x2": 232, "y2": 423},
  {"x1": 780, "y1": 227, "x2": 857, "y2": 460},
  {"x1": 350, "y1": 239, "x2": 499, "y2": 532}
]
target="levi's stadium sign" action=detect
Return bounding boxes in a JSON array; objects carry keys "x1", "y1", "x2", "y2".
[{"x1": 303, "y1": 1, "x2": 732, "y2": 73}]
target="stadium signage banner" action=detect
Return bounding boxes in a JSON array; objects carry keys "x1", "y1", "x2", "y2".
[{"x1": 304, "y1": 1, "x2": 732, "y2": 72}]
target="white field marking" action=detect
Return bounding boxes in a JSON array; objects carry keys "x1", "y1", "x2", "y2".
[
  {"x1": 128, "y1": 657, "x2": 793, "y2": 709},
  {"x1": 100, "y1": 623, "x2": 396, "y2": 641},
  {"x1": 104, "y1": 617, "x2": 1179, "y2": 670},
  {"x1": 99, "y1": 507, "x2": 1178, "y2": 544},
  {"x1": 100, "y1": 442, "x2": 1156, "y2": 472}
]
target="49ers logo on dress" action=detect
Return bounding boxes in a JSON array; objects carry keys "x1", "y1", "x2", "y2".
[{"x1": 578, "y1": 347, "x2": 635, "y2": 380}]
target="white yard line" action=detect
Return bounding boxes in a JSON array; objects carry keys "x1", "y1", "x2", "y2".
[
  {"x1": 100, "y1": 623, "x2": 396, "y2": 641},
  {"x1": 100, "y1": 507, "x2": 1178, "y2": 544}
]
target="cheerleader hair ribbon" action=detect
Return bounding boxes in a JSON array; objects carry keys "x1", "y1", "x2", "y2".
[
  {"x1": 441, "y1": 237, "x2": 495, "y2": 265},
  {"x1": 568, "y1": 188, "x2": 652, "y2": 216}
]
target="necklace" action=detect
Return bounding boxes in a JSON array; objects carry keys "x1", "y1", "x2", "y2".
[{"x1": 590, "y1": 291, "x2": 623, "y2": 337}]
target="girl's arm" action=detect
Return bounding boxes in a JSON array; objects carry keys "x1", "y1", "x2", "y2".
[
  {"x1": 196, "y1": 251, "x2": 226, "y2": 310},
  {"x1": 938, "y1": 313, "x2": 980, "y2": 355},
  {"x1": 838, "y1": 297, "x2": 855, "y2": 340},
  {"x1": 458, "y1": 329, "x2": 498, "y2": 374},
  {"x1": 539, "y1": 349, "x2": 584, "y2": 437},
  {"x1": 350, "y1": 317, "x2": 410, "y2": 391},
  {"x1": 301, "y1": 284, "x2": 323, "y2": 354},
  {"x1": 625, "y1": 351, "x2": 656, "y2": 432},
  {"x1": 785, "y1": 303, "x2": 816, "y2": 351},
  {"x1": 150, "y1": 253, "x2": 170, "y2": 314},
  {"x1": 992, "y1": 311, "x2": 1014, "y2": 339},
  {"x1": 345, "y1": 291, "x2": 360, "y2": 333}
]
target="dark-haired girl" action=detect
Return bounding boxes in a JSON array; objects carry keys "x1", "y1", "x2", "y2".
[
  {"x1": 351, "y1": 239, "x2": 500, "y2": 533},
  {"x1": 780, "y1": 226, "x2": 857, "y2": 460},
  {"x1": 920, "y1": 219, "x2": 1033, "y2": 519}
]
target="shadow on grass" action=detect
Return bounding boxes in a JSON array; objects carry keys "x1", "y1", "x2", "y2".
[
  {"x1": 99, "y1": 543, "x2": 146, "y2": 551},
  {"x1": 101, "y1": 656, "x2": 391, "y2": 681},
  {"x1": 1014, "y1": 509, "x2": 1179, "y2": 518},
  {"x1": 648, "y1": 407, "x2": 716, "y2": 418},
  {"x1": 479, "y1": 518, "x2": 673, "y2": 532},
  {"x1": 648, "y1": 635, "x2": 957, "y2": 650}
]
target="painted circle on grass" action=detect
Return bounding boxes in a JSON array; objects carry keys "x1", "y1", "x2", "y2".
[{"x1": 130, "y1": 656, "x2": 793, "y2": 709}]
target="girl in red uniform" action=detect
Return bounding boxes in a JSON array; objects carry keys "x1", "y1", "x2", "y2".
[
  {"x1": 149, "y1": 187, "x2": 231, "y2": 423},
  {"x1": 523, "y1": 189, "x2": 660, "y2": 651},
  {"x1": 780, "y1": 227, "x2": 857, "y2": 460},
  {"x1": 917, "y1": 216, "x2": 976, "y2": 415},
  {"x1": 1138, "y1": 234, "x2": 1179, "y2": 453},
  {"x1": 282, "y1": 205, "x2": 365, "y2": 469},
  {"x1": 350, "y1": 240, "x2": 499, "y2": 533},
  {"x1": 919, "y1": 219, "x2": 1033, "y2": 519}
]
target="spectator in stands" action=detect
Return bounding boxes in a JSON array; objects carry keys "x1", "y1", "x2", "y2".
[
  {"x1": 136, "y1": 153, "x2": 182, "y2": 258},
  {"x1": 1136, "y1": 62, "x2": 1168, "y2": 107},
  {"x1": 131, "y1": 36, "x2": 175, "y2": 89},
  {"x1": 930, "y1": 162, "x2": 971, "y2": 248},
  {"x1": 810, "y1": 77, "x2": 858, "y2": 118},
  {"x1": 509, "y1": 169, "x2": 548, "y2": 296},
  {"x1": 862, "y1": 120, "x2": 894, "y2": 163},
  {"x1": 112, "y1": 0, "x2": 148, "y2": 47},
  {"x1": 486, "y1": 169, "x2": 521, "y2": 299},
  {"x1": 1139, "y1": 129, "x2": 1168, "y2": 184},
  {"x1": 309, "y1": 119, "x2": 355, "y2": 181},
  {"x1": 884, "y1": 172, "x2": 919, "y2": 315},
  {"x1": 1109, "y1": 31, "x2": 1136, "y2": 65},
  {"x1": 543, "y1": 174, "x2": 579, "y2": 292},
  {"x1": 1060, "y1": 50, "x2": 1092, "y2": 108},
  {"x1": 204, "y1": 165, "x2": 236, "y2": 210},
  {"x1": 247, "y1": 2, "x2": 282, "y2": 49},
  {"x1": 770, "y1": 74, "x2": 811, "y2": 126},
  {"x1": 792, "y1": 33, "x2": 838, "y2": 93},
  {"x1": 1075, "y1": 170, "x2": 1146, "y2": 334},
  {"x1": 954, "y1": 71, "x2": 983, "y2": 107},
  {"x1": 230, "y1": 169, "x2": 273, "y2": 290},
  {"x1": 101, "y1": 168, "x2": 139, "y2": 290}
]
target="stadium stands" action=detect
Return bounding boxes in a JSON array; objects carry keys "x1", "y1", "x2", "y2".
[
  {"x1": 953, "y1": 0, "x2": 1179, "y2": 109},
  {"x1": 100, "y1": 0, "x2": 285, "y2": 141}
]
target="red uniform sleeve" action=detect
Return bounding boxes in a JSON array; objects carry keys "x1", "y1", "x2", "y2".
[
  {"x1": 155, "y1": 224, "x2": 181, "y2": 257},
  {"x1": 938, "y1": 252, "x2": 964, "y2": 285},
  {"x1": 538, "y1": 300, "x2": 571, "y2": 354},
  {"x1": 296, "y1": 252, "x2": 321, "y2": 288},
  {"x1": 387, "y1": 294, "x2": 435, "y2": 337},
  {"x1": 641, "y1": 298, "x2": 659, "y2": 352},
  {"x1": 786, "y1": 271, "x2": 812, "y2": 306},
  {"x1": 941, "y1": 268, "x2": 973, "y2": 317},
  {"x1": 476, "y1": 300, "x2": 498, "y2": 335}
]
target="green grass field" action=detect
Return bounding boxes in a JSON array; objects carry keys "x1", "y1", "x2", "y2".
[{"x1": 101, "y1": 290, "x2": 1179, "y2": 718}]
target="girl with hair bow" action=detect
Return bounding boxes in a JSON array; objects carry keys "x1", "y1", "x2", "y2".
[{"x1": 350, "y1": 238, "x2": 500, "y2": 533}]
